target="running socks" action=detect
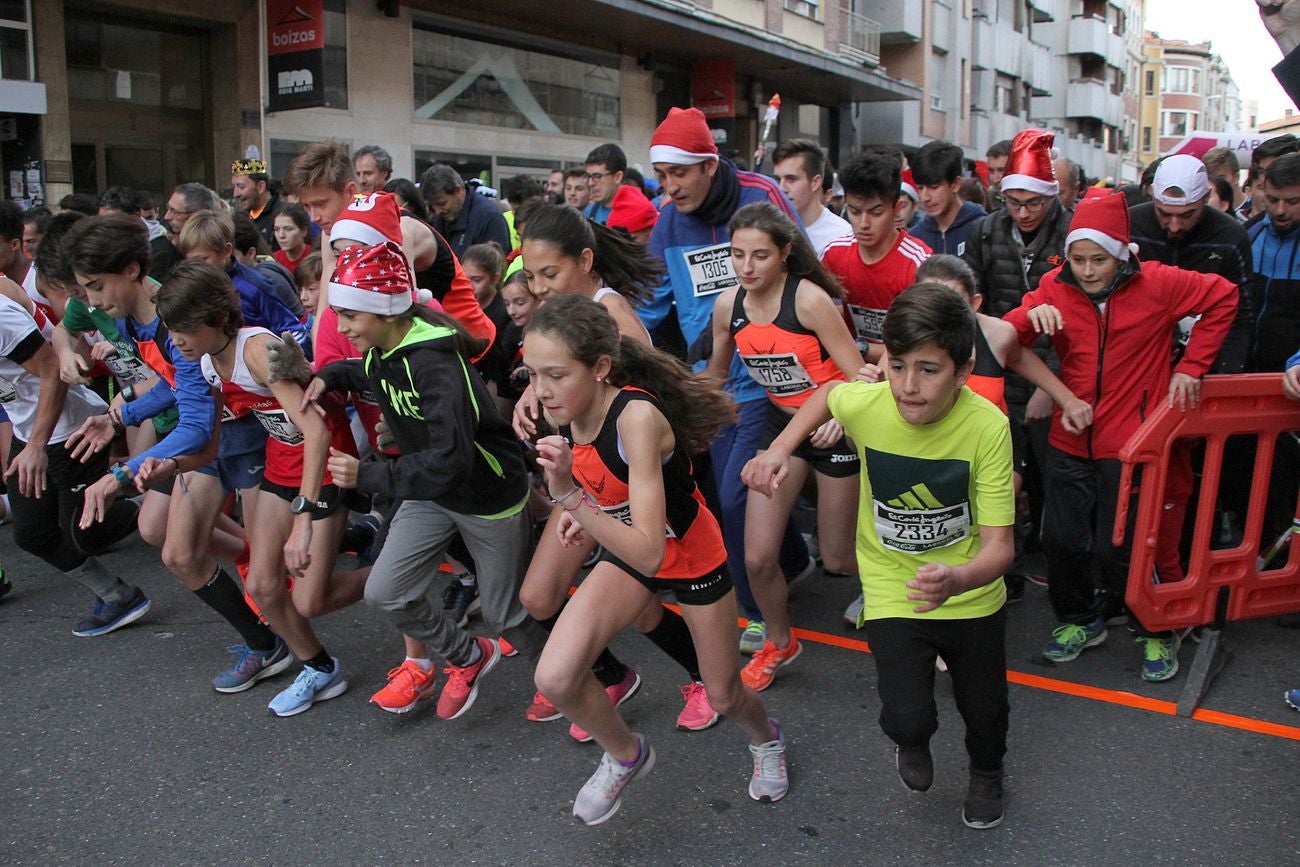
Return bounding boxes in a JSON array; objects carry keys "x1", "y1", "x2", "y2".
[
  {"x1": 64, "y1": 557, "x2": 133, "y2": 604},
  {"x1": 305, "y1": 648, "x2": 335, "y2": 673},
  {"x1": 195, "y1": 565, "x2": 277, "y2": 652},
  {"x1": 643, "y1": 608, "x2": 701, "y2": 681},
  {"x1": 539, "y1": 604, "x2": 629, "y2": 688}
]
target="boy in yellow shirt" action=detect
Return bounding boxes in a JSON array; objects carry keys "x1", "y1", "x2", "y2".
[{"x1": 742, "y1": 282, "x2": 1015, "y2": 829}]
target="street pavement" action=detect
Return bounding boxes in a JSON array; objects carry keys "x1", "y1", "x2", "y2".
[{"x1": 2, "y1": 527, "x2": 1298, "y2": 866}]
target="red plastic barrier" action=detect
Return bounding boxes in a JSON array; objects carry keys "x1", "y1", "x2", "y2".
[{"x1": 1114, "y1": 374, "x2": 1300, "y2": 632}]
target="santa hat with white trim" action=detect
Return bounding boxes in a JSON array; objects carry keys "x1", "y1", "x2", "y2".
[
  {"x1": 328, "y1": 241, "x2": 413, "y2": 316},
  {"x1": 1065, "y1": 191, "x2": 1133, "y2": 261},
  {"x1": 649, "y1": 107, "x2": 719, "y2": 166},
  {"x1": 1001, "y1": 129, "x2": 1059, "y2": 198},
  {"x1": 900, "y1": 169, "x2": 919, "y2": 202},
  {"x1": 329, "y1": 192, "x2": 402, "y2": 246}
]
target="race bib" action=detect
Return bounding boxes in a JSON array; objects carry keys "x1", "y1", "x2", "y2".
[
  {"x1": 874, "y1": 499, "x2": 971, "y2": 554},
  {"x1": 0, "y1": 375, "x2": 15, "y2": 403},
  {"x1": 740, "y1": 353, "x2": 815, "y2": 397},
  {"x1": 599, "y1": 499, "x2": 678, "y2": 539},
  {"x1": 105, "y1": 354, "x2": 151, "y2": 384},
  {"x1": 684, "y1": 243, "x2": 738, "y2": 298},
  {"x1": 847, "y1": 304, "x2": 887, "y2": 349},
  {"x1": 253, "y1": 408, "x2": 304, "y2": 446}
]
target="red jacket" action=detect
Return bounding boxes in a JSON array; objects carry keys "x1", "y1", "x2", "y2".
[{"x1": 1004, "y1": 259, "x2": 1238, "y2": 460}]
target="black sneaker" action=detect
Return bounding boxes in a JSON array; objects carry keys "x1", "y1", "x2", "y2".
[
  {"x1": 0, "y1": 566, "x2": 11, "y2": 600},
  {"x1": 896, "y1": 745, "x2": 933, "y2": 793},
  {"x1": 1004, "y1": 582, "x2": 1025, "y2": 605},
  {"x1": 72, "y1": 587, "x2": 151, "y2": 637},
  {"x1": 962, "y1": 768, "x2": 1004, "y2": 829},
  {"x1": 338, "y1": 514, "x2": 380, "y2": 556},
  {"x1": 441, "y1": 579, "x2": 480, "y2": 628}
]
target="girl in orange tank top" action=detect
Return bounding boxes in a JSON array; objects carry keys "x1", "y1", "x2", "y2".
[
  {"x1": 525, "y1": 295, "x2": 790, "y2": 824},
  {"x1": 704, "y1": 202, "x2": 866, "y2": 693}
]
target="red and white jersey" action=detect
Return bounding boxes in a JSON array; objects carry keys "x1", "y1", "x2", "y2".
[{"x1": 821, "y1": 230, "x2": 930, "y2": 351}]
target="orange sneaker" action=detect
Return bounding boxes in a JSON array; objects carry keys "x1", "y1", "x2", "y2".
[
  {"x1": 370, "y1": 659, "x2": 438, "y2": 714},
  {"x1": 676, "y1": 681, "x2": 720, "y2": 731},
  {"x1": 499, "y1": 636, "x2": 517, "y2": 657},
  {"x1": 740, "y1": 636, "x2": 803, "y2": 692},
  {"x1": 436, "y1": 637, "x2": 500, "y2": 720},
  {"x1": 526, "y1": 691, "x2": 562, "y2": 722}
]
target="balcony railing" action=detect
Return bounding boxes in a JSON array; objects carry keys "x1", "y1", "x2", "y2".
[{"x1": 838, "y1": 6, "x2": 881, "y2": 66}]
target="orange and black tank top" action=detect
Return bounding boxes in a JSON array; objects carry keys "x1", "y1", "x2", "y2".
[
  {"x1": 966, "y1": 321, "x2": 1007, "y2": 414},
  {"x1": 561, "y1": 388, "x2": 726, "y2": 580},
  {"x1": 730, "y1": 273, "x2": 845, "y2": 409}
]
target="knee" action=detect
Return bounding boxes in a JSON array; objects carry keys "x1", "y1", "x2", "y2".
[
  {"x1": 362, "y1": 577, "x2": 397, "y2": 612},
  {"x1": 13, "y1": 525, "x2": 58, "y2": 559},
  {"x1": 161, "y1": 542, "x2": 202, "y2": 579},
  {"x1": 880, "y1": 702, "x2": 938, "y2": 747},
  {"x1": 294, "y1": 592, "x2": 328, "y2": 620},
  {"x1": 244, "y1": 571, "x2": 282, "y2": 607},
  {"x1": 519, "y1": 579, "x2": 560, "y2": 621},
  {"x1": 744, "y1": 550, "x2": 774, "y2": 581},
  {"x1": 533, "y1": 660, "x2": 582, "y2": 705},
  {"x1": 137, "y1": 511, "x2": 167, "y2": 550},
  {"x1": 821, "y1": 551, "x2": 855, "y2": 577},
  {"x1": 702, "y1": 679, "x2": 744, "y2": 718}
]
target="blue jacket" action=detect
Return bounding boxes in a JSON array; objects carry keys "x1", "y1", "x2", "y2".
[
  {"x1": 431, "y1": 191, "x2": 511, "y2": 260},
  {"x1": 1247, "y1": 218, "x2": 1300, "y2": 371},
  {"x1": 584, "y1": 201, "x2": 614, "y2": 225},
  {"x1": 229, "y1": 260, "x2": 310, "y2": 353},
  {"x1": 910, "y1": 200, "x2": 987, "y2": 256},
  {"x1": 644, "y1": 159, "x2": 803, "y2": 404}
]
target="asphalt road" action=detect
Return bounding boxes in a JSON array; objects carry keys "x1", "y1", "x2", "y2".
[{"x1": 2, "y1": 527, "x2": 1298, "y2": 866}]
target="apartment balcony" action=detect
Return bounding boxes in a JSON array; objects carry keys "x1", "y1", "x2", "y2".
[
  {"x1": 971, "y1": 19, "x2": 993, "y2": 71},
  {"x1": 856, "y1": 0, "x2": 922, "y2": 45},
  {"x1": 1023, "y1": 40, "x2": 1053, "y2": 95},
  {"x1": 1027, "y1": 0, "x2": 1057, "y2": 22},
  {"x1": 993, "y1": 35, "x2": 1023, "y2": 79},
  {"x1": 837, "y1": 6, "x2": 882, "y2": 67},
  {"x1": 1066, "y1": 14, "x2": 1124, "y2": 60},
  {"x1": 1065, "y1": 77, "x2": 1123, "y2": 122}
]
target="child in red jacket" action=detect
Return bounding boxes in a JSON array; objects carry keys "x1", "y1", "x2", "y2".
[{"x1": 1003, "y1": 192, "x2": 1238, "y2": 683}]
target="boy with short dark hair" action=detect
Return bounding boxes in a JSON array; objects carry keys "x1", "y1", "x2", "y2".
[
  {"x1": 910, "y1": 140, "x2": 987, "y2": 256},
  {"x1": 822, "y1": 149, "x2": 931, "y2": 363},
  {"x1": 743, "y1": 282, "x2": 1016, "y2": 830}
]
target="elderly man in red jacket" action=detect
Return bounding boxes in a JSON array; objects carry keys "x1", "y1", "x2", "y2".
[{"x1": 1003, "y1": 192, "x2": 1238, "y2": 683}]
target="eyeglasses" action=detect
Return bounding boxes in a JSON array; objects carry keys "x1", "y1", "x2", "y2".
[
  {"x1": 584, "y1": 171, "x2": 610, "y2": 182},
  {"x1": 165, "y1": 206, "x2": 192, "y2": 216},
  {"x1": 1004, "y1": 196, "x2": 1049, "y2": 214}
]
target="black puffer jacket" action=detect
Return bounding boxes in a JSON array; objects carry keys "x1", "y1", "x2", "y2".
[{"x1": 963, "y1": 200, "x2": 1073, "y2": 401}]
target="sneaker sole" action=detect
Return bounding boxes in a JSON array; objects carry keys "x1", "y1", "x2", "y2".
[
  {"x1": 742, "y1": 642, "x2": 803, "y2": 692},
  {"x1": 1042, "y1": 630, "x2": 1107, "y2": 663},
  {"x1": 441, "y1": 640, "x2": 501, "y2": 721},
  {"x1": 1285, "y1": 692, "x2": 1300, "y2": 712},
  {"x1": 372, "y1": 684, "x2": 438, "y2": 713},
  {"x1": 962, "y1": 811, "x2": 1004, "y2": 830},
  {"x1": 576, "y1": 745, "x2": 657, "y2": 826},
  {"x1": 269, "y1": 678, "x2": 349, "y2": 718},
  {"x1": 72, "y1": 596, "x2": 152, "y2": 638},
  {"x1": 527, "y1": 708, "x2": 564, "y2": 723},
  {"x1": 677, "y1": 712, "x2": 721, "y2": 732},
  {"x1": 213, "y1": 647, "x2": 295, "y2": 694}
]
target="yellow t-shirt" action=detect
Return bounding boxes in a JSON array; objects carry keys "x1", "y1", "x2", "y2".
[{"x1": 827, "y1": 381, "x2": 1015, "y2": 621}]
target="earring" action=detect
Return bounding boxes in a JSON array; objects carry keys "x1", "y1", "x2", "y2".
[{"x1": 595, "y1": 376, "x2": 603, "y2": 382}]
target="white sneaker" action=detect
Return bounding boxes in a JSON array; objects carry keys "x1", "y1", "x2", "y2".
[
  {"x1": 843, "y1": 593, "x2": 865, "y2": 628},
  {"x1": 748, "y1": 719, "x2": 789, "y2": 802},
  {"x1": 572, "y1": 734, "x2": 655, "y2": 826}
]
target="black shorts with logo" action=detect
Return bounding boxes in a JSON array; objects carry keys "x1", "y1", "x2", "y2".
[{"x1": 759, "y1": 401, "x2": 860, "y2": 478}]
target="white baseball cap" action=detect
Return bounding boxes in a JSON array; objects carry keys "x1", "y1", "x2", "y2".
[{"x1": 1152, "y1": 155, "x2": 1210, "y2": 206}]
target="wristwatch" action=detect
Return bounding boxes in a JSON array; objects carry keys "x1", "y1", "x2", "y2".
[{"x1": 290, "y1": 495, "x2": 328, "y2": 515}]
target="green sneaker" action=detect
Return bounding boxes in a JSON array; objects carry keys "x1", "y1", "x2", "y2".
[
  {"x1": 1042, "y1": 619, "x2": 1107, "y2": 663},
  {"x1": 739, "y1": 620, "x2": 767, "y2": 655},
  {"x1": 1137, "y1": 633, "x2": 1181, "y2": 682}
]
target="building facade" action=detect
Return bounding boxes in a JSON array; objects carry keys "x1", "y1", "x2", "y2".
[
  {"x1": 13, "y1": 0, "x2": 919, "y2": 208},
  {"x1": 1139, "y1": 30, "x2": 1242, "y2": 166}
]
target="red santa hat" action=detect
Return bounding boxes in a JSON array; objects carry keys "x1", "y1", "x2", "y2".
[
  {"x1": 649, "y1": 107, "x2": 719, "y2": 165},
  {"x1": 1001, "y1": 129, "x2": 1059, "y2": 198},
  {"x1": 328, "y1": 241, "x2": 414, "y2": 316},
  {"x1": 329, "y1": 192, "x2": 403, "y2": 246},
  {"x1": 900, "y1": 169, "x2": 919, "y2": 202},
  {"x1": 1065, "y1": 192, "x2": 1133, "y2": 261},
  {"x1": 607, "y1": 184, "x2": 659, "y2": 234}
]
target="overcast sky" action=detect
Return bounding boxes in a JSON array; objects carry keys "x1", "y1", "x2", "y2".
[{"x1": 1144, "y1": 0, "x2": 1292, "y2": 126}]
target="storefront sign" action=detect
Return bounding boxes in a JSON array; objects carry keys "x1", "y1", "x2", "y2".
[
  {"x1": 691, "y1": 59, "x2": 736, "y2": 119},
  {"x1": 267, "y1": 0, "x2": 326, "y2": 112}
]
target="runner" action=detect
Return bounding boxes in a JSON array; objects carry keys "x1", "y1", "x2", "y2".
[
  {"x1": 305, "y1": 241, "x2": 547, "y2": 720},
  {"x1": 704, "y1": 201, "x2": 863, "y2": 691},
  {"x1": 62, "y1": 214, "x2": 287, "y2": 693},
  {"x1": 526, "y1": 294, "x2": 788, "y2": 825},
  {"x1": 513, "y1": 203, "x2": 716, "y2": 735},
  {"x1": 155, "y1": 259, "x2": 362, "y2": 716}
]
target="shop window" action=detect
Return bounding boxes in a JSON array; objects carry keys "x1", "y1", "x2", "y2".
[
  {"x1": 0, "y1": 0, "x2": 31, "y2": 81},
  {"x1": 412, "y1": 25, "x2": 620, "y2": 138}
]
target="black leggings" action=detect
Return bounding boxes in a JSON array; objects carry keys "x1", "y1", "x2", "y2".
[{"x1": 8, "y1": 438, "x2": 137, "y2": 572}]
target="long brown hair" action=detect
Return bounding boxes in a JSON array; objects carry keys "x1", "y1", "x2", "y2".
[
  {"x1": 527, "y1": 294, "x2": 733, "y2": 452},
  {"x1": 728, "y1": 202, "x2": 844, "y2": 300}
]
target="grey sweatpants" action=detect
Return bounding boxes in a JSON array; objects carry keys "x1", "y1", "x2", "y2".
[{"x1": 363, "y1": 499, "x2": 545, "y2": 664}]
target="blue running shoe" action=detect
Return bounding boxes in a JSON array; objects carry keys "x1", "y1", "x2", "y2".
[
  {"x1": 1041, "y1": 618, "x2": 1107, "y2": 663},
  {"x1": 268, "y1": 659, "x2": 348, "y2": 717},
  {"x1": 72, "y1": 587, "x2": 151, "y2": 637},
  {"x1": 213, "y1": 638, "x2": 293, "y2": 693},
  {"x1": 1137, "y1": 633, "x2": 1181, "y2": 682},
  {"x1": 1285, "y1": 689, "x2": 1300, "y2": 712}
]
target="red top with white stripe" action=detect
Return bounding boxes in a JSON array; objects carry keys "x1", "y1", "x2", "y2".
[{"x1": 821, "y1": 230, "x2": 930, "y2": 349}]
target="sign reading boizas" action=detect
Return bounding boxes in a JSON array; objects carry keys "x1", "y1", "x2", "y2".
[{"x1": 267, "y1": 0, "x2": 326, "y2": 111}]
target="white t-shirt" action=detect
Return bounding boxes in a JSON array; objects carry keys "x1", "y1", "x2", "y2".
[
  {"x1": 805, "y1": 207, "x2": 853, "y2": 258},
  {"x1": 0, "y1": 294, "x2": 106, "y2": 444}
]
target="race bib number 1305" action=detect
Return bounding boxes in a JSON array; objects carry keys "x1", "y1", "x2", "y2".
[{"x1": 685, "y1": 243, "x2": 738, "y2": 298}]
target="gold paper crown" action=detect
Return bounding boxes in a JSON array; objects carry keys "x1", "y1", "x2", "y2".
[{"x1": 232, "y1": 158, "x2": 267, "y2": 175}]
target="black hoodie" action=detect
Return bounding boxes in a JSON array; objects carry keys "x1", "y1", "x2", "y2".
[{"x1": 317, "y1": 317, "x2": 527, "y2": 514}]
